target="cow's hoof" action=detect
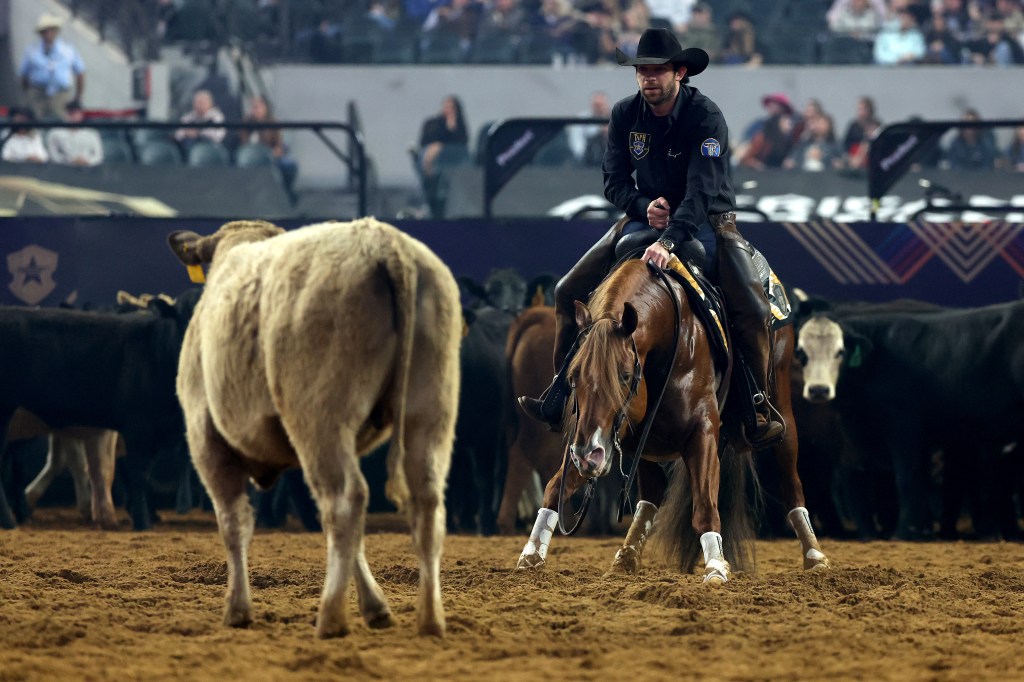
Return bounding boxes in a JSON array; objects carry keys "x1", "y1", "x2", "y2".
[
  {"x1": 515, "y1": 553, "x2": 545, "y2": 571},
  {"x1": 364, "y1": 610, "x2": 396, "y2": 630},
  {"x1": 804, "y1": 549, "x2": 831, "y2": 571},
  {"x1": 315, "y1": 617, "x2": 350, "y2": 639},
  {"x1": 417, "y1": 617, "x2": 446, "y2": 638},
  {"x1": 607, "y1": 546, "x2": 641, "y2": 575},
  {"x1": 223, "y1": 607, "x2": 252, "y2": 628}
]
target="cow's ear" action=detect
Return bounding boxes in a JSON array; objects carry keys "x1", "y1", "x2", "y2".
[
  {"x1": 620, "y1": 302, "x2": 638, "y2": 336},
  {"x1": 167, "y1": 230, "x2": 204, "y2": 266},
  {"x1": 574, "y1": 300, "x2": 592, "y2": 329}
]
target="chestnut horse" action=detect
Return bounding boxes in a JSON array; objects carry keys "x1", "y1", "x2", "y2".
[{"x1": 515, "y1": 258, "x2": 829, "y2": 582}]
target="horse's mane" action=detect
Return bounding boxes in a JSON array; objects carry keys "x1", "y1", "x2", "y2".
[{"x1": 566, "y1": 261, "x2": 649, "y2": 424}]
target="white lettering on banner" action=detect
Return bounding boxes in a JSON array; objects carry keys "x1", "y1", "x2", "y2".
[
  {"x1": 879, "y1": 134, "x2": 919, "y2": 172},
  {"x1": 733, "y1": 193, "x2": 1024, "y2": 223},
  {"x1": 496, "y1": 130, "x2": 536, "y2": 167}
]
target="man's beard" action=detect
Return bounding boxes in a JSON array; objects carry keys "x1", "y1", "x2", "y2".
[{"x1": 642, "y1": 83, "x2": 677, "y2": 107}]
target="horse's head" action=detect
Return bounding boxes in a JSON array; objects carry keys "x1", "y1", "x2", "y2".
[{"x1": 565, "y1": 300, "x2": 646, "y2": 478}]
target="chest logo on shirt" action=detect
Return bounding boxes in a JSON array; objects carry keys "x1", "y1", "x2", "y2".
[
  {"x1": 701, "y1": 138, "x2": 722, "y2": 158},
  {"x1": 630, "y1": 132, "x2": 650, "y2": 160}
]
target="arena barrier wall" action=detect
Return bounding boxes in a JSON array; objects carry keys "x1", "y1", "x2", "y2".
[{"x1": 1, "y1": 217, "x2": 1022, "y2": 309}]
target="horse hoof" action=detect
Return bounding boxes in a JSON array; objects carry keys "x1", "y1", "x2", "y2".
[
  {"x1": 516, "y1": 553, "x2": 545, "y2": 571},
  {"x1": 607, "y1": 547, "x2": 641, "y2": 575},
  {"x1": 803, "y1": 549, "x2": 831, "y2": 571},
  {"x1": 223, "y1": 607, "x2": 252, "y2": 628},
  {"x1": 365, "y1": 610, "x2": 396, "y2": 630},
  {"x1": 702, "y1": 559, "x2": 730, "y2": 585}
]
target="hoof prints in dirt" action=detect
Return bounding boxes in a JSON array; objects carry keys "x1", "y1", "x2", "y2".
[
  {"x1": 34, "y1": 569, "x2": 96, "y2": 585},
  {"x1": 171, "y1": 561, "x2": 317, "y2": 588}
]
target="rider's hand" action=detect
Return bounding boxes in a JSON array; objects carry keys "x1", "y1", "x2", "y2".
[
  {"x1": 643, "y1": 241, "x2": 672, "y2": 269},
  {"x1": 647, "y1": 198, "x2": 670, "y2": 229}
]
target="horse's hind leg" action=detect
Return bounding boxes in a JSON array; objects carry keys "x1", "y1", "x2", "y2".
[
  {"x1": 516, "y1": 450, "x2": 586, "y2": 570},
  {"x1": 608, "y1": 459, "x2": 666, "y2": 575}
]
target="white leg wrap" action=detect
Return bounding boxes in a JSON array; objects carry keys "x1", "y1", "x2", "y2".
[
  {"x1": 787, "y1": 507, "x2": 829, "y2": 569},
  {"x1": 517, "y1": 508, "x2": 558, "y2": 570},
  {"x1": 699, "y1": 531, "x2": 729, "y2": 583}
]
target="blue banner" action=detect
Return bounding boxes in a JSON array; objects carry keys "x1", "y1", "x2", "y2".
[{"x1": 0, "y1": 217, "x2": 1020, "y2": 309}]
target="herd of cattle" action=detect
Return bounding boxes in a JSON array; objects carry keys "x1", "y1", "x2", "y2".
[{"x1": 2, "y1": 222, "x2": 1023, "y2": 553}]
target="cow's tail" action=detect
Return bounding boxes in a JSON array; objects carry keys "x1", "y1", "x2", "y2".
[{"x1": 382, "y1": 240, "x2": 417, "y2": 512}]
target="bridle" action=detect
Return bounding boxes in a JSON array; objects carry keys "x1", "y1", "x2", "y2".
[{"x1": 556, "y1": 263, "x2": 682, "y2": 535}]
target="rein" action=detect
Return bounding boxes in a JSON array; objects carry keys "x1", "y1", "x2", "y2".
[
  {"x1": 616, "y1": 262, "x2": 682, "y2": 522},
  {"x1": 554, "y1": 261, "x2": 683, "y2": 534}
]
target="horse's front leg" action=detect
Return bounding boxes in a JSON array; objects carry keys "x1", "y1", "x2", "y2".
[
  {"x1": 608, "y1": 458, "x2": 666, "y2": 575},
  {"x1": 685, "y1": 428, "x2": 729, "y2": 584},
  {"x1": 516, "y1": 451, "x2": 586, "y2": 570}
]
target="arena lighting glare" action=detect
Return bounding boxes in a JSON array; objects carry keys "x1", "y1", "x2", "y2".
[{"x1": 742, "y1": 180, "x2": 759, "y2": 190}]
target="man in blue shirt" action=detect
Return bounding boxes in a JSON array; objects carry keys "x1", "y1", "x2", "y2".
[{"x1": 19, "y1": 13, "x2": 86, "y2": 121}]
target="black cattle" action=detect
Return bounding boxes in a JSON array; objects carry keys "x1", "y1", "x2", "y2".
[
  {"x1": 0, "y1": 290, "x2": 201, "y2": 530},
  {"x1": 797, "y1": 300, "x2": 1024, "y2": 540}
]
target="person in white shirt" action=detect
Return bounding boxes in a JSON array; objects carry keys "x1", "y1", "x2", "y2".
[
  {"x1": 173, "y1": 89, "x2": 226, "y2": 152},
  {"x1": 46, "y1": 100, "x2": 102, "y2": 166},
  {"x1": 567, "y1": 90, "x2": 611, "y2": 165},
  {"x1": 2, "y1": 107, "x2": 49, "y2": 163}
]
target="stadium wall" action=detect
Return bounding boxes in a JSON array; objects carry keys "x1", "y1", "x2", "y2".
[{"x1": 2, "y1": 217, "x2": 1021, "y2": 310}]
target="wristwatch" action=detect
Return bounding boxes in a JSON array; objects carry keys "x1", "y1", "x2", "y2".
[{"x1": 656, "y1": 237, "x2": 675, "y2": 253}]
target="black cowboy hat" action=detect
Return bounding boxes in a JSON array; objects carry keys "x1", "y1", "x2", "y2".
[{"x1": 615, "y1": 27, "x2": 709, "y2": 77}]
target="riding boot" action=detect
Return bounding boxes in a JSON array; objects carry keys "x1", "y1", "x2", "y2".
[
  {"x1": 711, "y1": 212, "x2": 785, "y2": 449},
  {"x1": 518, "y1": 219, "x2": 627, "y2": 430}
]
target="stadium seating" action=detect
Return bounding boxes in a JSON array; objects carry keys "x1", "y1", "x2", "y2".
[
  {"x1": 137, "y1": 139, "x2": 184, "y2": 166},
  {"x1": 186, "y1": 141, "x2": 231, "y2": 167}
]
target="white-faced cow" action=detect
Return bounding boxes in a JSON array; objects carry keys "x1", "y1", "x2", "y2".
[
  {"x1": 796, "y1": 302, "x2": 1024, "y2": 539},
  {"x1": 168, "y1": 218, "x2": 462, "y2": 638}
]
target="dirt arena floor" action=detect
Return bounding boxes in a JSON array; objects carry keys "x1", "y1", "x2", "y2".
[{"x1": 2, "y1": 508, "x2": 1023, "y2": 681}]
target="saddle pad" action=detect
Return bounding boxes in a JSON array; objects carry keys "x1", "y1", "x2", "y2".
[
  {"x1": 751, "y1": 247, "x2": 793, "y2": 329},
  {"x1": 666, "y1": 257, "x2": 731, "y2": 372}
]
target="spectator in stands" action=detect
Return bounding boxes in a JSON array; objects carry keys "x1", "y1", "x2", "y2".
[
  {"x1": 873, "y1": 6, "x2": 926, "y2": 64},
  {"x1": 367, "y1": 0, "x2": 401, "y2": 30},
  {"x1": 45, "y1": 100, "x2": 102, "y2": 166},
  {"x1": 308, "y1": 16, "x2": 343, "y2": 63},
  {"x1": 174, "y1": 89, "x2": 226, "y2": 153},
  {"x1": 567, "y1": 90, "x2": 611, "y2": 165},
  {"x1": 238, "y1": 95, "x2": 298, "y2": 197},
  {"x1": 946, "y1": 108, "x2": 998, "y2": 170},
  {"x1": 997, "y1": 0, "x2": 1024, "y2": 35},
  {"x1": 720, "y1": 10, "x2": 763, "y2": 65},
  {"x1": 842, "y1": 95, "x2": 880, "y2": 154},
  {"x1": 1004, "y1": 125, "x2": 1024, "y2": 172},
  {"x1": 403, "y1": 0, "x2": 449, "y2": 27},
  {"x1": 934, "y1": 0, "x2": 975, "y2": 41},
  {"x1": 478, "y1": 0, "x2": 527, "y2": 34},
  {"x1": 784, "y1": 114, "x2": 843, "y2": 172},
  {"x1": 417, "y1": 94, "x2": 469, "y2": 179},
  {"x1": 733, "y1": 92, "x2": 794, "y2": 163},
  {"x1": 844, "y1": 116, "x2": 881, "y2": 170},
  {"x1": 530, "y1": 0, "x2": 587, "y2": 63},
  {"x1": 421, "y1": 0, "x2": 485, "y2": 53},
  {"x1": 680, "y1": 2, "x2": 722, "y2": 63},
  {"x1": 922, "y1": 11, "x2": 963, "y2": 63},
  {"x1": 19, "y1": 13, "x2": 86, "y2": 121},
  {"x1": 574, "y1": 2, "x2": 619, "y2": 64},
  {"x1": 738, "y1": 110, "x2": 798, "y2": 170},
  {"x1": 645, "y1": 0, "x2": 694, "y2": 34},
  {"x1": 827, "y1": 0, "x2": 886, "y2": 38},
  {"x1": 1, "y1": 108, "x2": 49, "y2": 163},
  {"x1": 614, "y1": 2, "x2": 650, "y2": 62},
  {"x1": 965, "y1": 17, "x2": 1024, "y2": 64}
]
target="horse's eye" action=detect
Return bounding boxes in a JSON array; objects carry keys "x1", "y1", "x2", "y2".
[{"x1": 620, "y1": 372, "x2": 633, "y2": 384}]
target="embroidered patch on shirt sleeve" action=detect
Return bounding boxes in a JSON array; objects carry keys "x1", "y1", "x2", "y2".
[{"x1": 700, "y1": 138, "x2": 721, "y2": 157}]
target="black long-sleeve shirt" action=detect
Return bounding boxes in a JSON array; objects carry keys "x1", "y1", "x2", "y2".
[{"x1": 603, "y1": 85, "x2": 735, "y2": 247}]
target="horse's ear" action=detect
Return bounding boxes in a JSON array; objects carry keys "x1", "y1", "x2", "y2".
[
  {"x1": 574, "y1": 300, "x2": 592, "y2": 329},
  {"x1": 620, "y1": 303, "x2": 638, "y2": 336}
]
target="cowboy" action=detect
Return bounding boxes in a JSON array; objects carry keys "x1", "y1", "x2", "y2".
[
  {"x1": 518, "y1": 27, "x2": 785, "y2": 448},
  {"x1": 19, "y1": 13, "x2": 86, "y2": 121}
]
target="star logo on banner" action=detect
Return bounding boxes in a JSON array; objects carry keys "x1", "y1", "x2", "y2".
[{"x1": 7, "y1": 245, "x2": 58, "y2": 305}]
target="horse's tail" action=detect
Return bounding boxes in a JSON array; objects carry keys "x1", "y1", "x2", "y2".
[{"x1": 653, "y1": 440, "x2": 762, "y2": 575}]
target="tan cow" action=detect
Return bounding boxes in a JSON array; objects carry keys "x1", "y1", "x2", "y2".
[{"x1": 168, "y1": 217, "x2": 461, "y2": 639}]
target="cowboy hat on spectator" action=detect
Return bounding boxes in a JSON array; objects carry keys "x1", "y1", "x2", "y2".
[{"x1": 36, "y1": 13, "x2": 64, "y2": 32}]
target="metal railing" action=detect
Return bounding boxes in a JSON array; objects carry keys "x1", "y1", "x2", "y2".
[{"x1": 0, "y1": 120, "x2": 368, "y2": 216}]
